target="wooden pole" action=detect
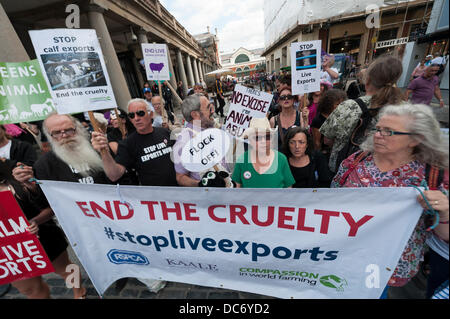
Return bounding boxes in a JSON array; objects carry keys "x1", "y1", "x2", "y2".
[
  {"x1": 88, "y1": 111, "x2": 108, "y2": 156},
  {"x1": 165, "y1": 80, "x2": 183, "y2": 105}
]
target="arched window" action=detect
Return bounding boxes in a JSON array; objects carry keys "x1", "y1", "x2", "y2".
[
  {"x1": 235, "y1": 54, "x2": 250, "y2": 64},
  {"x1": 236, "y1": 67, "x2": 242, "y2": 72}
]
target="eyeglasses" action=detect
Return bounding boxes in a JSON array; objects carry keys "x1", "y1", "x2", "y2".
[
  {"x1": 371, "y1": 127, "x2": 417, "y2": 137},
  {"x1": 128, "y1": 110, "x2": 147, "y2": 119},
  {"x1": 279, "y1": 95, "x2": 294, "y2": 101},
  {"x1": 50, "y1": 127, "x2": 76, "y2": 139},
  {"x1": 252, "y1": 134, "x2": 271, "y2": 142}
]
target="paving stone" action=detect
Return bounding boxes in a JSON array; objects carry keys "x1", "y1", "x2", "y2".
[
  {"x1": 120, "y1": 289, "x2": 141, "y2": 298},
  {"x1": 186, "y1": 290, "x2": 209, "y2": 299},
  {"x1": 157, "y1": 288, "x2": 187, "y2": 299},
  {"x1": 138, "y1": 290, "x2": 159, "y2": 299},
  {"x1": 208, "y1": 292, "x2": 240, "y2": 299}
]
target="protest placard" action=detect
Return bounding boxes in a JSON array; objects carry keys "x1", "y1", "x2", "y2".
[
  {"x1": 39, "y1": 181, "x2": 423, "y2": 298},
  {"x1": 28, "y1": 29, "x2": 117, "y2": 114},
  {"x1": 224, "y1": 84, "x2": 273, "y2": 138},
  {"x1": 141, "y1": 43, "x2": 171, "y2": 82},
  {"x1": 0, "y1": 60, "x2": 55, "y2": 124},
  {"x1": 0, "y1": 191, "x2": 54, "y2": 285},
  {"x1": 290, "y1": 40, "x2": 322, "y2": 95},
  {"x1": 180, "y1": 128, "x2": 231, "y2": 172}
]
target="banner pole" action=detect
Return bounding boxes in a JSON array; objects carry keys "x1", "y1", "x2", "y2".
[{"x1": 88, "y1": 111, "x2": 108, "y2": 156}]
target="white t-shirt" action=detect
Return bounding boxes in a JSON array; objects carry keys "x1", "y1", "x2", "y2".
[
  {"x1": 0, "y1": 140, "x2": 12, "y2": 160},
  {"x1": 320, "y1": 67, "x2": 339, "y2": 83}
]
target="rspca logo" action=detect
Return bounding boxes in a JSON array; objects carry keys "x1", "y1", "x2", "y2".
[{"x1": 107, "y1": 249, "x2": 149, "y2": 265}]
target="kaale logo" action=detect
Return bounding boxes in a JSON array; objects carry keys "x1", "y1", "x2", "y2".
[
  {"x1": 319, "y1": 274, "x2": 348, "y2": 292},
  {"x1": 107, "y1": 249, "x2": 149, "y2": 265}
]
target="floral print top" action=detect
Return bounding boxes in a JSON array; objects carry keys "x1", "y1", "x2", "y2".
[{"x1": 332, "y1": 151, "x2": 449, "y2": 287}]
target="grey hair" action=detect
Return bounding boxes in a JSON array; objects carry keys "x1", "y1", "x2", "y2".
[
  {"x1": 127, "y1": 98, "x2": 153, "y2": 113},
  {"x1": 42, "y1": 112, "x2": 89, "y2": 141},
  {"x1": 181, "y1": 93, "x2": 202, "y2": 122},
  {"x1": 360, "y1": 103, "x2": 449, "y2": 169}
]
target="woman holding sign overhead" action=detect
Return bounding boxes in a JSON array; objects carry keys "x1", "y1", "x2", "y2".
[{"x1": 232, "y1": 118, "x2": 295, "y2": 188}]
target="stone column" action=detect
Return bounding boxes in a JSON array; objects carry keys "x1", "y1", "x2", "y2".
[
  {"x1": 87, "y1": 4, "x2": 131, "y2": 111},
  {"x1": 197, "y1": 60, "x2": 204, "y2": 82},
  {"x1": 192, "y1": 57, "x2": 200, "y2": 84},
  {"x1": 165, "y1": 44, "x2": 180, "y2": 107},
  {"x1": 185, "y1": 54, "x2": 195, "y2": 88},
  {"x1": 0, "y1": 4, "x2": 29, "y2": 62},
  {"x1": 176, "y1": 49, "x2": 188, "y2": 95}
]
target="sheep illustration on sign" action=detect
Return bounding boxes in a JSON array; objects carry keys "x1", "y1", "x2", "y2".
[{"x1": 150, "y1": 63, "x2": 164, "y2": 73}]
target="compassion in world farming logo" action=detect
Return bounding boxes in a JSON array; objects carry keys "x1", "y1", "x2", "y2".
[{"x1": 319, "y1": 274, "x2": 348, "y2": 292}]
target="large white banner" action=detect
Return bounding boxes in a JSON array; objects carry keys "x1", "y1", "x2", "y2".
[
  {"x1": 28, "y1": 29, "x2": 117, "y2": 114},
  {"x1": 224, "y1": 84, "x2": 273, "y2": 138},
  {"x1": 39, "y1": 181, "x2": 423, "y2": 299}
]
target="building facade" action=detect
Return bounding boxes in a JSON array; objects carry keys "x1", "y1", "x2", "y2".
[
  {"x1": 262, "y1": 0, "x2": 443, "y2": 77},
  {"x1": 220, "y1": 47, "x2": 265, "y2": 79},
  {"x1": 0, "y1": 0, "x2": 220, "y2": 110}
]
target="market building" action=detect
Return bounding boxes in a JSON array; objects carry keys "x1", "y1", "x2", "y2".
[
  {"x1": 0, "y1": 0, "x2": 221, "y2": 110},
  {"x1": 262, "y1": 0, "x2": 448, "y2": 88},
  {"x1": 220, "y1": 47, "x2": 266, "y2": 80}
]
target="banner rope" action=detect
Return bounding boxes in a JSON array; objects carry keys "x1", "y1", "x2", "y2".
[{"x1": 410, "y1": 179, "x2": 439, "y2": 232}]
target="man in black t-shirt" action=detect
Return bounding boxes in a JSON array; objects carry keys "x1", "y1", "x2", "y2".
[{"x1": 91, "y1": 98, "x2": 177, "y2": 186}]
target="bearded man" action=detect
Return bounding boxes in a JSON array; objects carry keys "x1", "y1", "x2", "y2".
[{"x1": 28, "y1": 113, "x2": 109, "y2": 183}]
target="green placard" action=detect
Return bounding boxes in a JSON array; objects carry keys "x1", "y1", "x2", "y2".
[{"x1": 0, "y1": 59, "x2": 55, "y2": 124}]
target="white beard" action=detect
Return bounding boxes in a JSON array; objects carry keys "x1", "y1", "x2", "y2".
[{"x1": 50, "y1": 133, "x2": 104, "y2": 177}]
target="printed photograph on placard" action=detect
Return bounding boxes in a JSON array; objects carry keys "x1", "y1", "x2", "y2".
[
  {"x1": 40, "y1": 52, "x2": 107, "y2": 90},
  {"x1": 296, "y1": 49, "x2": 317, "y2": 71}
]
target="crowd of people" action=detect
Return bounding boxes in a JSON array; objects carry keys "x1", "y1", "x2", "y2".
[{"x1": 0, "y1": 50, "x2": 448, "y2": 299}]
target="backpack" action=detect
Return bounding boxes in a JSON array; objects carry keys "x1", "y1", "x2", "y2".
[{"x1": 334, "y1": 98, "x2": 376, "y2": 172}]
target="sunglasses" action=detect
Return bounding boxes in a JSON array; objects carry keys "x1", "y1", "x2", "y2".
[
  {"x1": 279, "y1": 95, "x2": 294, "y2": 101},
  {"x1": 252, "y1": 134, "x2": 271, "y2": 142},
  {"x1": 128, "y1": 110, "x2": 147, "y2": 119}
]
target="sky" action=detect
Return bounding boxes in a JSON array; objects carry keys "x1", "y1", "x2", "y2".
[{"x1": 159, "y1": 0, "x2": 265, "y2": 54}]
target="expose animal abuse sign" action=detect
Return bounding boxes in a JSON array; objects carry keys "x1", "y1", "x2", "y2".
[
  {"x1": 0, "y1": 191, "x2": 54, "y2": 285},
  {"x1": 38, "y1": 181, "x2": 423, "y2": 298},
  {"x1": 224, "y1": 84, "x2": 273, "y2": 138},
  {"x1": 28, "y1": 29, "x2": 117, "y2": 114}
]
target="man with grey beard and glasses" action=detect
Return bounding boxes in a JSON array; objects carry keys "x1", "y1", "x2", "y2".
[{"x1": 17, "y1": 113, "x2": 111, "y2": 184}]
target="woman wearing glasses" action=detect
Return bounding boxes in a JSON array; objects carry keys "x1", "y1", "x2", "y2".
[
  {"x1": 232, "y1": 118, "x2": 295, "y2": 188},
  {"x1": 269, "y1": 88, "x2": 309, "y2": 150},
  {"x1": 332, "y1": 103, "x2": 449, "y2": 299}
]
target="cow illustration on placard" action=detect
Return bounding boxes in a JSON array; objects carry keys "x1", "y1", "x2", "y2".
[{"x1": 150, "y1": 63, "x2": 164, "y2": 73}]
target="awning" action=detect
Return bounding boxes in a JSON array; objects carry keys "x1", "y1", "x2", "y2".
[{"x1": 416, "y1": 29, "x2": 449, "y2": 44}]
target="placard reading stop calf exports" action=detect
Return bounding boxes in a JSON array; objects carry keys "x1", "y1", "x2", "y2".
[
  {"x1": 39, "y1": 181, "x2": 423, "y2": 299},
  {"x1": 28, "y1": 29, "x2": 117, "y2": 114}
]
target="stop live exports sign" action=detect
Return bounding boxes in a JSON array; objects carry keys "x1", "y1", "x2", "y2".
[{"x1": 0, "y1": 191, "x2": 54, "y2": 285}]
